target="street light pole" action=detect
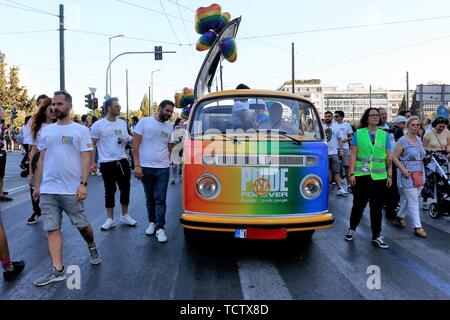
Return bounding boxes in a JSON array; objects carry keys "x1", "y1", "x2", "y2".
[
  {"x1": 151, "y1": 69, "x2": 162, "y2": 113},
  {"x1": 109, "y1": 34, "x2": 124, "y2": 96}
]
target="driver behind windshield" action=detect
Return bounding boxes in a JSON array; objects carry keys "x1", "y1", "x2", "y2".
[{"x1": 258, "y1": 102, "x2": 299, "y2": 134}]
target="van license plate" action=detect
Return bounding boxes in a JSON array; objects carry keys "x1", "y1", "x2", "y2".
[
  {"x1": 235, "y1": 228, "x2": 288, "y2": 240},
  {"x1": 235, "y1": 229, "x2": 247, "y2": 239}
]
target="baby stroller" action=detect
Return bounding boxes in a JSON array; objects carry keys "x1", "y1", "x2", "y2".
[{"x1": 428, "y1": 155, "x2": 450, "y2": 218}]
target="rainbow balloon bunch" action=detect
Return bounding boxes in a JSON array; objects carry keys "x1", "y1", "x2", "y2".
[
  {"x1": 175, "y1": 87, "x2": 195, "y2": 120},
  {"x1": 195, "y1": 3, "x2": 237, "y2": 63}
]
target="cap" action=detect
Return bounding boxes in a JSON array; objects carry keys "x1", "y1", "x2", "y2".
[{"x1": 394, "y1": 115, "x2": 407, "y2": 124}]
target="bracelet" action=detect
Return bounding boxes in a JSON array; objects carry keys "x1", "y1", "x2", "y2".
[{"x1": 349, "y1": 173, "x2": 354, "y2": 177}]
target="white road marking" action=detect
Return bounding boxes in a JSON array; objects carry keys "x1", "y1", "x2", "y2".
[{"x1": 237, "y1": 258, "x2": 292, "y2": 300}]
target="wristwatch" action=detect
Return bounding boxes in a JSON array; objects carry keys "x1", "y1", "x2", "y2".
[{"x1": 80, "y1": 181, "x2": 88, "y2": 187}]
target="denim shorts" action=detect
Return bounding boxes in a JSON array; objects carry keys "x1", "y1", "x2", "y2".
[{"x1": 40, "y1": 194, "x2": 90, "y2": 231}]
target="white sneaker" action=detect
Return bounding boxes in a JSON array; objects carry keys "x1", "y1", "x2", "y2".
[
  {"x1": 145, "y1": 223, "x2": 156, "y2": 236},
  {"x1": 100, "y1": 218, "x2": 115, "y2": 231},
  {"x1": 156, "y1": 229, "x2": 168, "y2": 243},
  {"x1": 120, "y1": 214, "x2": 137, "y2": 226},
  {"x1": 337, "y1": 188, "x2": 348, "y2": 196}
]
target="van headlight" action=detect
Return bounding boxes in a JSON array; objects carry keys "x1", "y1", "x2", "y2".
[
  {"x1": 300, "y1": 174, "x2": 322, "y2": 199},
  {"x1": 196, "y1": 174, "x2": 221, "y2": 199}
]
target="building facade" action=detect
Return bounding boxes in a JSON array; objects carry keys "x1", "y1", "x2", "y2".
[
  {"x1": 415, "y1": 84, "x2": 450, "y2": 117},
  {"x1": 278, "y1": 80, "x2": 414, "y2": 122}
]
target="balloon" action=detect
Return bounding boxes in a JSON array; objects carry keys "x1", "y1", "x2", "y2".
[
  {"x1": 195, "y1": 3, "x2": 222, "y2": 35},
  {"x1": 194, "y1": 4, "x2": 237, "y2": 63},
  {"x1": 216, "y1": 12, "x2": 231, "y2": 32},
  {"x1": 181, "y1": 107, "x2": 191, "y2": 120},
  {"x1": 220, "y1": 37, "x2": 237, "y2": 63},
  {"x1": 180, "y1": 87, "x2": 194, "y2": 108},
  {"x1": 174, "y1": 93, "x2": 182, "y2": 109},
  {"x1": 196, "y1": 30, "x2": 217, "y2": 51}
]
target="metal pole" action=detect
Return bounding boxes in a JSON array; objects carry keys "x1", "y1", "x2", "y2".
[
  {"x1": 291, "y1": 42, "x2": 295, "y2": 94},
  {"x1": 148, "y1": 86, "x2": 151, "y2": 116},
  {"x1": 126, "y1": 69, "x2": 129, "y2": 121},
  {"x1": 59, "y1": 4, "x2": 65, "y2": 91},
  {"x1": 369, "y1": 84, "x2": 372, "y2": 108},
  {"x1": 151, "y1": 73, "x2": 154, "y2": 114},
  {"x1": 109, "y1": 38, "x2": 112, "y2": 96},
  {"x1": 105, "y1": 51, "x2": 175, "y2": 100},
  {"x1": 219, "y1": 61, "x2": 223, "y2": 91},
  {"x1": 406, "y1": 71, "x2": 409, "y2": 110}
]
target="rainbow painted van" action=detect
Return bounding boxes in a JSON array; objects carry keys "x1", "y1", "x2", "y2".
[{"x1": 180, "y1": 18, "x2": 333, "y2": 240}]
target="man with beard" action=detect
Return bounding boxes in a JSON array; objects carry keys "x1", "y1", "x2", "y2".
[
  {"x1": 90, "y1": 97, "x2": 137, "y2": 231},
  {"x1": 323, "y1": 111, "x2": 347, "y2": 196},
  {"x1": 133, "y1": 100, "x2": 174, "y2": 243},
  {"x1": 33, "y1": 91, "x2": 101, "y2": 286}
]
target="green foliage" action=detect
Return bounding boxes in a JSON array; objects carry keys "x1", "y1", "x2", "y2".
[
  {"x1": 140, "y1": 94, "x2": 150, "y2": 117},
  {"x1": 399, "y1": 95, "x2": 408, "y2": 114},
  {"x1": 0, "y1": 51, "x2": 34, "y2": 129},
  {"x1": 410, "y1": 92, "x2": 420, "y2": 117}
]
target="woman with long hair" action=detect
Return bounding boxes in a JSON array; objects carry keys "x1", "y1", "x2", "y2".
[
  {"x1": 346, "y1": 108, "x2": 393, "y2": 249},
  {"x1": 26, "y1": 97, "x2": 56, "y2": 224}
]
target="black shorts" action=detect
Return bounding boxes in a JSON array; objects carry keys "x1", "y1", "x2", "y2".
[{"x1": 0, "y1": 150, "x2": 6, "y2": 178}]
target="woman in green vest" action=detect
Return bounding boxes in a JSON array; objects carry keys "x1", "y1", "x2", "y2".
[{"x1": 345, "y1": 108, "x2": 393, "y2": 249}]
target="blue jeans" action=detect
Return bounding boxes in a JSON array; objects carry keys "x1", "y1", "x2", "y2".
[{"x1": 141, "y1": 167, "x2": 170, "y2": 230}]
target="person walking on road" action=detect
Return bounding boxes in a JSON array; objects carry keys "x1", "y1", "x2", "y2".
[
  {"x1": 346, "y1": 108, "x2": 393, "y2": 249},
  {"x1": 32, "y1": 91, "x2": 101, "y2": 287},
  {"x1": 133, "y1": 100, "x2": 174, "y2": 243},
  {"x1": 392, "y1": 116, "x2": 427, "y2": 238},
  {"x1": 26, "y1": 97, "x2": 57, "y2": 224},
  {"x1": 0, "y1": 217, "x2": 25, "y2": 281},
  {"x1": 0, "y1": 108, "x2": 12, "y2": 201},
  {"x1": 90, "y1": 97, "x2": 137, "y2": 231}
]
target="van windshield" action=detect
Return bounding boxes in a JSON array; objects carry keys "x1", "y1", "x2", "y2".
[{"x1": 190, "y1": 96, "x2": 323, "y2": 141}]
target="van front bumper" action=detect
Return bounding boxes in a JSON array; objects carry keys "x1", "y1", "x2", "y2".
[{"x1": 180, "y1": 212, "x2": 334, "y2": 233}]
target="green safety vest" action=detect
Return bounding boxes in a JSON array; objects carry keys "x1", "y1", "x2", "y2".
[{"x1": 354, "y1": 128, "x2": 388, "y2": 180}]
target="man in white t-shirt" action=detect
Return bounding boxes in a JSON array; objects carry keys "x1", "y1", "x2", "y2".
[
  {"x1": 324, "y1": 111, "x2": 347, "y2": 196},
  {"x1": 133, "y1": 100, "x2": 174, "y2": 243},
  {"x1": 32, "y1": 91, "x2": 101, "y2": 287},
  {"x1": 90, "y1": 98, "x2": 136, "y2": 231},
  {"x1": 333, "y1": 110, "x2": 354, "y2": 190}
]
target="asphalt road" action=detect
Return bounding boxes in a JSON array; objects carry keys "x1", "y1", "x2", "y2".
[{"x1": 0, "y1": 151, "x2": 449, "y2": 300}]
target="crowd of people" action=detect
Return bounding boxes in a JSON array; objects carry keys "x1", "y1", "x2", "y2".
[
  {"x1": 325, "y1": 107, "x2": 448, "y2": 249},
  {"x1": 0, "y1": 91, "x2": 185, "y2": 285},
  {"x1": 1, "y1": 89, "x2": 447, "y2": 284}
]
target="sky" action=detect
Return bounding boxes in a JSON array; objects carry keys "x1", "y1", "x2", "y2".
[{"x1": 1, "y1": 0, "x2": 450, "y2": 115}]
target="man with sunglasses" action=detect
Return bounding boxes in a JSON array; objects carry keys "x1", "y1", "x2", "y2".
[{"x1": 90, "y1": 97, "x2": 136, "y2": 231}]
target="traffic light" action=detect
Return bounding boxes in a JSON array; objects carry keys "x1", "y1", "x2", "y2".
[
  {"x1": 155, "y1": 46, "x2": 162, "y2": 61},
  {"x1": 84, "y1": 94, "x2": 93, "y2": 109},
  {"x1": 92, "y1": 98, "x2": 98, "y2": 110}
]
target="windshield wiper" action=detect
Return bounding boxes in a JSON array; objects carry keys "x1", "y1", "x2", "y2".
[
  {"x1": 256, "y1": 129, "x2": 302, "y2": 145},
  {"x1": 190, "y1": 132, "x2": 240, "y2": 144}
]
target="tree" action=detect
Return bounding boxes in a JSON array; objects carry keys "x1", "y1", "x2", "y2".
[
  {"x1": 140, "y1": 94, "x2": 150, "y2": 117},
  {"x1": 0, "y1": 51, "x2": 33, "y2": 128},
  {"x1": 398, "y1": 95, "x2": 408, "y2": 114},
  {"x1": 410, "y1": 92, "x2": 420, "y2": 117}
]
